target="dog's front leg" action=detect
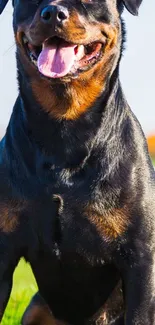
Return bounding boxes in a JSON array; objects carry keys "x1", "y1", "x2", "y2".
[
  {"x1": 0, "y1": 275, "x2": 12, "y2": 321},
  {"x1": 22, "y1": 292, "x2": 68, "y2": 325},
  {"x1": 0, "y1": 233, "x2": 19, "y2": 321},
  {"x1": 123, "y1": 260, "x2": 155, "y2": 325}
]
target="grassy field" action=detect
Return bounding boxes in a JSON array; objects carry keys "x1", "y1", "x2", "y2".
[
  {"x1": 2, "y1": 259, "x2": 37, "y2": 324},
  {"x1": 1, "y1": 160, "x2": 155, "y2": 324}
]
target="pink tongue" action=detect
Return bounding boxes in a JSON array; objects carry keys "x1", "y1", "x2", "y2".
[{"x1": 37, "y1": 41, "x2": 77, "y2": 78}]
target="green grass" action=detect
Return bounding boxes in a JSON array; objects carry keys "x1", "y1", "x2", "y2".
[{"x1": 1, "y1": 259, "x2": 37, "y2": 324}]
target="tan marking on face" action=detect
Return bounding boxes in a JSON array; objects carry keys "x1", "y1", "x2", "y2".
[
  {"x1": 15, "y1": 5, "x2": 120, "y2": 120},
  {"x1": 31, "y1": 72, "x2": 104, "y2": 120},
  {"x1": 31, "y1": 23, "x2": 119, "y2": 120}
]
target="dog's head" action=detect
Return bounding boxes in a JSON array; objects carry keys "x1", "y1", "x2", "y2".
[{"x1": 0, "y1": 0, "x2": 143, "y2": 119}]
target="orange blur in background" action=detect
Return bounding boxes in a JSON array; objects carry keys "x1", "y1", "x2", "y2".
[{"x1": 147, "y1": 135, "x2": 155, "y2": 159}]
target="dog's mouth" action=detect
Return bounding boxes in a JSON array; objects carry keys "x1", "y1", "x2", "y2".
[{"x1": 22, "y1": 35, "x2": 104, "y2": 78}]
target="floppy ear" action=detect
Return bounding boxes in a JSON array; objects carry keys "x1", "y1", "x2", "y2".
[
  {"x1": 0, "y1": 0, "x2": 9, "y2": 14},
  {"x1": 123, "y1": 0, "x2": 143, "y2": 15}
]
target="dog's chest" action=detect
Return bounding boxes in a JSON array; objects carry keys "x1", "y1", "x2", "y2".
[
  {"x1": 31, "y1": 159, "x2": 127, "y2": 262},
  {"x1": 47, "y1": 173, "x2": 127, "y2": 262}
]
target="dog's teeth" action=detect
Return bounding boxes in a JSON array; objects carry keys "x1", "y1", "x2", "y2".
[
  {"x1": 76, "y1": 45, "x2": 85, "y2": 60},
  {"x1": 23, "y1": 35, "x2": 28, "y2": 44},
  {"x1": 42, "y1": 43, "x2": 46, "y2": 50},
  {"x1": 30, "y1": 52, "x2": 37, "y2": 66}
]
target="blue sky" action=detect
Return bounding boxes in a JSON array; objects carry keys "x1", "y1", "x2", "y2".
[{"x1": 0, "y1": 1, "x2": 154, "y2": 136}]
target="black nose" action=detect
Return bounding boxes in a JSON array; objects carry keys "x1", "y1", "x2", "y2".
[{"x1": 40, "y1": 5, "x2": 69, "y2": 24}]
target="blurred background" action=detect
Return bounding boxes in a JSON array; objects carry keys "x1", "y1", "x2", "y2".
[{"x1": 0, "y1": 1, "x2": 155, "y2": 324}]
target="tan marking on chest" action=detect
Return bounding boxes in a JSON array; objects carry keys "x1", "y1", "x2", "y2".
[
  {"x1": 85, "y1": 205, "x2": 129, "y2": 241},
  {"x1": 0, "y1": 206, "x2": 18, "y2": 233},
  {"x1": 0, "y1": 200, "x2": 26, "y2": 234}
]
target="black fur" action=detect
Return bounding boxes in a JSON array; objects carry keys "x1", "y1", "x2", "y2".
[
  {"x1": 0, "y1": 0, "x2": 143, "y2": 15},
  {"x1": 122, "y1": 0, "x2": 143, "y2": 15},
  {"x1": 0, "y1": 0, "x2": 155, "y2": 324}
]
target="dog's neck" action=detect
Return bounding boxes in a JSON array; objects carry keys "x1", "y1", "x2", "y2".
[
  {"x1": 5, "y1": 65, "x2": 125, "y2": 180},
  {"x1": 3, "y1": 67, "x2": 128, "y2": 195},
  {"x1": 20, "y1": 67, "x2": 120, "y2": 146}
]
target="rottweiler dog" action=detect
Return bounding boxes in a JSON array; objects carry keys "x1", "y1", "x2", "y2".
[{"x1": 0, "y1": 0, "x2": 155, "y2": 323}]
